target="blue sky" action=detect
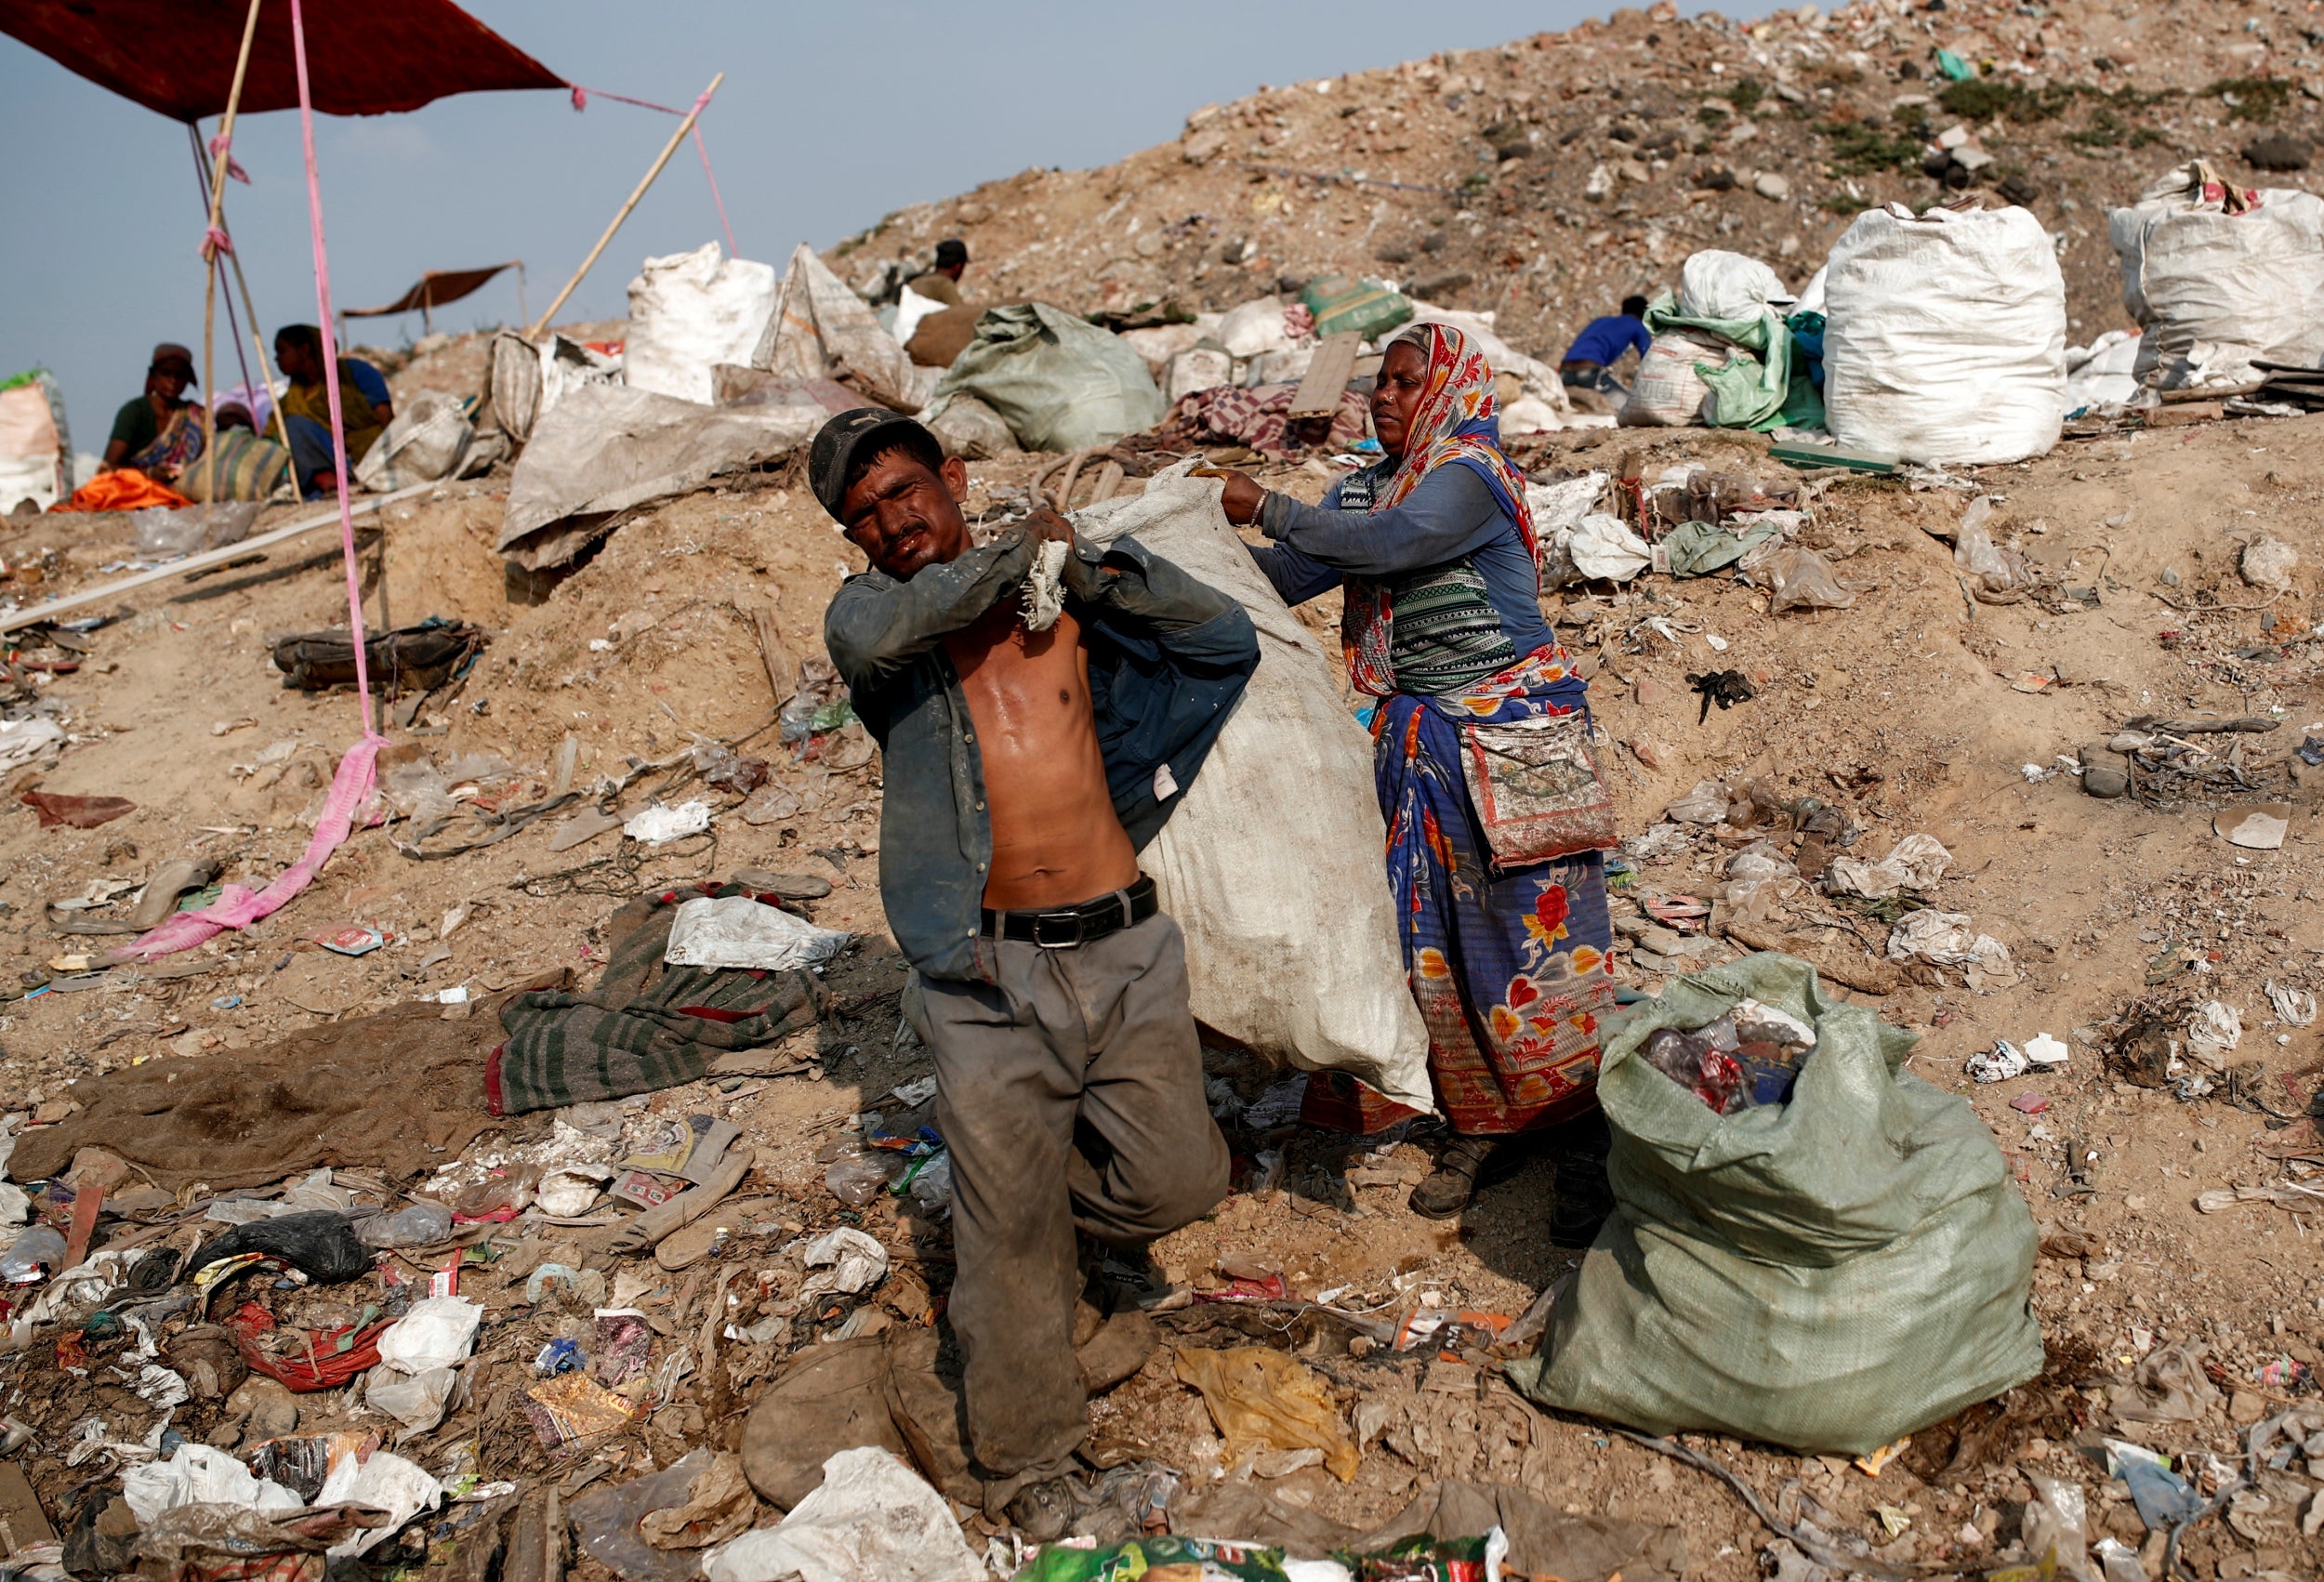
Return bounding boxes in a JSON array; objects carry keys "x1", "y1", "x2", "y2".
[{"x1": 0, "y1": 1, "x2": 1765, "y2": 450}]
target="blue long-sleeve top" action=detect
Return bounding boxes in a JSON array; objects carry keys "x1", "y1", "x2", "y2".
[{"x1": 1245, "y1": 462, "x2": 1553, "y2": 663}]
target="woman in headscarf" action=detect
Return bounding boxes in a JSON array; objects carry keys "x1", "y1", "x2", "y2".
[{"x1": 1210, "y1": 322, "x2": 1617, "y2": 1238}]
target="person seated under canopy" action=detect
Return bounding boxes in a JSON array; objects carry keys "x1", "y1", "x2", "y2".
[
  {"x1": 102, "y1": 342, "x2": 204, "y2": 480},
  {"x1": 273, "y1": 324, "x2": 393, "y2": 498}
]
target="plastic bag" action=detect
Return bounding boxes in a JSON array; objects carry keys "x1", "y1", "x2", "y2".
[
  {"x1": 665, "y1": 896, "x2": 850, "y2": 971},
  {"x1": 574, "y1": 1449, "x2": 733, "y2": 1582},
  {"x1": 1172, "y1": 1347, "x2": 1359, "y2": 1482},
  {"x1": 375, "y1": 1296, "x2": 481, "y2": 1373},
  {"x1": 705, "y1": 1447, "x2": 984, "y2": 1582},
  {"x1": 1567, "y1": 512, "x2": 1651, "y2": 582},
  {"x1": 1955, "y1": 517, "x2": 2026, "y2": 594},
  {"x1": 1761, "y1": 546, "x2": 1855, "y2": 612},
  {"x1": 1508, "y1": 953, "x2": 2042, "y2": 1454},
  {"x1": 1887, "y1": 910, "x2": 2017, "y2": 988},
  {"x1": 366, "y1": 1365, "x2": 459, "y2": 1433},
  {"x1": 1664, "y1": 781, "x2": 1730, "y2": 825},
  {"x1": 2109, "y1": 1340, "x2": 2221, "y2": 1424},
  {"x1": 0, "y1": 1224, "x2": 65, "y2": 1284},
  {"x1": 1825, "y1": 834, "x2": 1951, "y2": 900},
  {"x1": 190, "y1": 1211, "x2": 372, "y2": 1285},
  {"x1": 824, "y1": 1148, "x2": 898, "y2": 1207},
  {"x1": 355, "y1": 1201, "x2": 452, "y2": 1249},
  {"x1": 2021, "y1": 1475, "x2": 2093, "y2": 1582}
]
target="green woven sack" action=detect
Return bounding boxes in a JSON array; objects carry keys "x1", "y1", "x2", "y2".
[
  {"x1": 1299, "y1": 273, "x2": 1414, "y2": 341},
  {"x1": 929, "y1": 303, "x2": 1164, "y2": 454},
  {"x1": 1506, "y1": 952, "x2": 2042, "y2": 1455}
]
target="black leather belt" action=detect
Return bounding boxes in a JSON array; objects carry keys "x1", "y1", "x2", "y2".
[{"x1": 982, "y1": 876, "x2": 1157, "y2": 949}]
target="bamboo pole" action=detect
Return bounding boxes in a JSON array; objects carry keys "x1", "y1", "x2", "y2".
[
  {"x1": 198, "y1": 0, "x2": 267, "y2": 505},
  {"x1": 525, "y1": 73, "x2": 724, "y2": 338}
]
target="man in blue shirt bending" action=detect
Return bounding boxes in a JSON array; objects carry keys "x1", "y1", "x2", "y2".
[{"x1": 1558, "y1": 294, "x2": 1653, "y2": 398}]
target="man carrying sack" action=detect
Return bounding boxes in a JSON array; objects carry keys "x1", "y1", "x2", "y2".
[{"x1": 812, "y1": 410, "x2": 1257, "y2": 1535}]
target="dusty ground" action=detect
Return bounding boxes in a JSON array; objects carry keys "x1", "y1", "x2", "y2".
[{"x1": 4, "y1": 399, "x2": 2323, "y2": 1577}]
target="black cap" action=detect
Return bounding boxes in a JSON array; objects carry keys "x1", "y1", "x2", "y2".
[
  {"x1": 933, "y1": 238, "x2": 969, "y2": 269},
  {"x1": 809, "y1": 407, "x2": 927, "y2": 523}
]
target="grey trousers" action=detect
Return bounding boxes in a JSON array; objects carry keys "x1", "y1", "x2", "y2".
[{"x1": 920, "y1": 911, "x2": 1231, "y2": 1481}]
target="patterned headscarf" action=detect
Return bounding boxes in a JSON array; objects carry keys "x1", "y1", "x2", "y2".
[
  {"x1": 1370, "y1": 322, "x2": 1538, "y2": 566},
  {"x1": 1342, "y1": 322, "x2": 1540, "y2": 695}
]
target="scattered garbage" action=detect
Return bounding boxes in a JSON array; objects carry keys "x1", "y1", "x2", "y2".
[
  {"x1": 705, "y1": 1447, "x2": 984, "y2": 1582},
  {"x1": 1886, "y1": 910, "x2": 2018, "y2": 989},
  {"x1": 625, "y1": 800, "x2": 715, "y2": 844},
  {"x1": 1824, "y1": 833, "x2": 1948, "y2": 899},
  {"x1": 1173, "y1": 1346, "x2": 1359, "y2": 1482},
  {"x1": 2214, "y1": 802, "x2": 2290, "y2": 850},
  {"x1": 2184, "y1": 999, "x2": 2244, "y2": 1069}
]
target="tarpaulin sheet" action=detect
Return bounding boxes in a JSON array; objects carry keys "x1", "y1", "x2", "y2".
[
  {"x1": 0, "y1": 0, "x2": 562, "y2": 122},
  {"x1": 347, "y1": 262, "x2": 521, "y2": 317}
]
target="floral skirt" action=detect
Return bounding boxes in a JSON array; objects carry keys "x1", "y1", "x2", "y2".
[{"x1": 1303, "y1": 684, "x2": 1614, "y2": 1137}]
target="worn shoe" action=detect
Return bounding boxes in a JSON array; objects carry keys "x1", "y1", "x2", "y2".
[
  {"x1": 1547, "y1": 1111, "x2": 1616, "y2": 1248},
  {"x1": 1076, "y1": 1309, "x2": 1159, "y2": 1393},
  {"x1": 1407, "y1": 1134, "x2": 1534, "y2": 1219}
]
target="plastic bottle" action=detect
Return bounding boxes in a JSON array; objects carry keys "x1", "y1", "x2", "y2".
[
  {"x1": 0, "y1": 1225, "x2": 66, "y2": 1284},
  {"x1": 356, "y1": 1201, "x2": 455, "y2": 1249}
]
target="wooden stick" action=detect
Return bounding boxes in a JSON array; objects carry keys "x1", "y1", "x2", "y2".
[
  {"x1": 199, "y1": 0, "x2": 267, "y2": 505},
  {"x1": 526, "y1": 73, "x2": 724, "y2": 338},
  {"x1": 0, "y1": 481, "x2": 437, "y2": 634},
  {"x1": 749, "y1": 605, "x2": 793, "y2": 702},
  {"x1": 1723, "y1": 923, "x2": 1901, "y2": 995}
]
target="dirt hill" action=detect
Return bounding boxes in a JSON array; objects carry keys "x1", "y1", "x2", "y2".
[{"x1": 830, "y1": 0, "x2": 2324, "y2": 359}]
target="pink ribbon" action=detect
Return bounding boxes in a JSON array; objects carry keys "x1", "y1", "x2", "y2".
[
  {"x1": 207, "y1": 131, "x2": 250, "y2": 184},
  {"x1": 569, "y1": 82, "x2": 736, "y2": 258},
  {"x1": 112, "y1": 736, "x2": 387, "y2": 961},
  {"x1": 200, "y1": 225, "x2": 233, "y2": 261}
]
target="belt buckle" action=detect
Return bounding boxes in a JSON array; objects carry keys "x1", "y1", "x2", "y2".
[{"x1": 1030, "y1": 910, "x2": 1085, "y2": 949}]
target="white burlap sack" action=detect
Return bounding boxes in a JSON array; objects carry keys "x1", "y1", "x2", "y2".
[
  {"x1": 1822, "y1": 204, "x2": 2066, "y2": 465},
  {"x1": 2110, "y1": 160, "x2": 2324, "y2": 389},
  {"x1": 1618, "y1": 330, "x2": 1730, "y2": 427},
  {"x1": 1073, "y1": 463, "x2": 1432, "y2": 1111}
]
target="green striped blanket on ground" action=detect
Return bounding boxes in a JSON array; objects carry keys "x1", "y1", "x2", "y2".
[{"x1": 489, "y1": 884, "x2": 822, "y2": 1114}]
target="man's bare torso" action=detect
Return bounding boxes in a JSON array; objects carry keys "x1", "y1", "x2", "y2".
[{"x1": 945, "y1": 601, "x2": 1140, "y2": 911}]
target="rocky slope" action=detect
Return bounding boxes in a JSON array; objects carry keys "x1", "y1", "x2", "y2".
[{"x1": 830, "y1": 0, "x2": 2324, "y2": 361}]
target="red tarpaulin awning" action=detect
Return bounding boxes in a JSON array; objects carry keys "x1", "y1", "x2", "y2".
[
  {"x1": 0, "y1": 0, "x2": 564, "y2": 122},
  {"x1": 346, "y1": 261, "x2": 521, "y2": 317}
]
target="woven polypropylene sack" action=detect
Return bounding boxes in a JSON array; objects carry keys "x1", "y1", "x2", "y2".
[
  {"x1": 1507, "y1": 952, "x2": 2042, "y2": 1455},
  {"x1": 2109, "y1": 163, "x2": 2324, "y2": 389},
  {"x1": 931, "y1": 304, "x2": 1165, "y2": 454},
  {"x1": 1072, "y1": 462, "x2": 1431, "y2": 1111},
  {"x1": 624, "y1": 243, "x2": 780, "y2": 406},
  {"x1": 1822, "y1": 204, "x2": 2066, "y2": 465},
  {"x1": 1618, "y1": 330, "x2": 1729, "y2": 428}
]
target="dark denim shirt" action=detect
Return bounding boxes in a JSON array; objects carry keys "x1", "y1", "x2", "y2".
[{"x1": 825, "y1": 526, "x2": 1259, "y2": 983}]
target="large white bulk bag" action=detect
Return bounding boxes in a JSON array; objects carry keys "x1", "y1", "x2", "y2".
[
  {"x1": 1675, "y1": 249, "x2": 1793, "y2": 320},
  {"x1": 1823, "y1": 204, "x2": 2066, "y2": 465},
  {"x1": 624, "y1": 243, "x2": 779, "y2": 405},
  {"x1": 2109, "y1": 160, "x2": 2324, "y2": 389},
  {"x1": 1073, "y1": 462, "x2": 1433, "y2": 1112}
]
